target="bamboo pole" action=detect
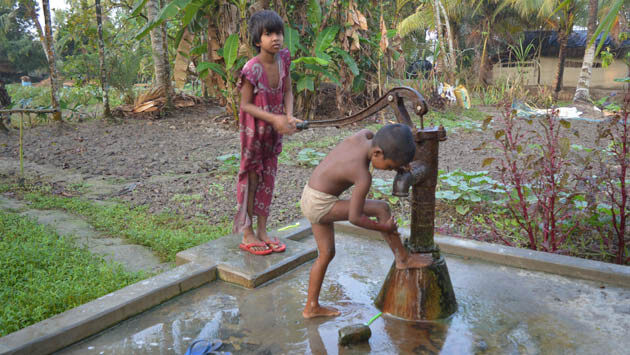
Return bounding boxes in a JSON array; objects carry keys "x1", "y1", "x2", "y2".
[
  {"x1": 0, "y1": 109, "x2": 59, "y2": 114},
  {"x1": 19, "y1": 113, "x2": 24, "y2": 185}
]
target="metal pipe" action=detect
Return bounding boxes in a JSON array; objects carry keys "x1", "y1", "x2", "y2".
[{"x1": 392, "y1": 162, "x2": 428, "y2": 197}]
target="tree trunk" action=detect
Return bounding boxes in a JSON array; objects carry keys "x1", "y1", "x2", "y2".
[
  {"x1": 95, "y1": 0, "x2": 111, "y2": 118},
  {"x1": 41, "y1": 0, "x2": 61, "y2": 121},
  {"x1": 478, "y1": 25, "x2": 489, "y2": 86},
  {"x1": 553, "y1": 6, "x2": 575, "y2": 102},
  {"x1": 146, "y1": 0, "x2": 172, "y2": 109},
  {"x1": 433, "y1": 0, "x2": 446, "y2": 75},
  {"x1": 24, "y1": 1, "x2": 49, "y2": 62},
  {"x1": 437, "y1": 0, "x2": 456, "y2": 79},
  {"x1": 205, "y1": 19, "x2": 227, "y2": 105},
  {"x1": 573, "y1": 0, "x2": 598, "y2": 103}
]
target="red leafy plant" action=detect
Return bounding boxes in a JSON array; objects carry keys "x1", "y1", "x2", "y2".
[
  {"x1": 580, "y1": 93, "x2": 629, "y2": 264},
  {"x1": 479, "y1": 102, "x2": 586, "y2": 252}
]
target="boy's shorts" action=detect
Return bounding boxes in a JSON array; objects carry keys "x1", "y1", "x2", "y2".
[{"x1": 300, "y1": 184, "x2": 339, "y2": 224}]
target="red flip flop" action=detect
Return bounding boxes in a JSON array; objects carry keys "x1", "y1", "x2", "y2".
[
  {"x1": 239, "y1": 242, "x2": 272, "y2": 255},
  {"x1": 265, "y1": 237, "x2": 286, "y2": 253}
]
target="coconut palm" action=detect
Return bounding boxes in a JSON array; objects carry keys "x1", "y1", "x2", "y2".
[
  {"x1": 506, "y1": 0, "x2": 579, "y2": 101},
  {"x1": 145, "y1": 0, "x2": 173, "y2": 110},
  {"x1": 95, "y1": 0, "x2": 111, "y2": 118},
  {"x1": 397, "y1": 0, "x2": 457, "y2": 78},
  {"x1": 41, "y1": 0, "x2": 62, "y2": 121},
  {"x1": 573, "y1": 0, "x2": 598, "y2": 103}
]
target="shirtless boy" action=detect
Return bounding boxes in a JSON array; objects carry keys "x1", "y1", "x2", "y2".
[{"x1": 300, "y1": 124, "x2": 433, "y2": 318}]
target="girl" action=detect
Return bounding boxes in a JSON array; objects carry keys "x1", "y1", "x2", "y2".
[{"x1": 234, "y1": 10, "x2": 297, "y2": 255}]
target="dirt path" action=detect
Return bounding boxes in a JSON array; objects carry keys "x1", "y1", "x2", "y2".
[{"x1": 0, "y1": 102, "x2": 608, "y2": 235}]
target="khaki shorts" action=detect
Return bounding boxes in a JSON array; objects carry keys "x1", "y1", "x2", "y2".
[{"x1": 300, "y1": 184, "x2": 339, "y2": 224}]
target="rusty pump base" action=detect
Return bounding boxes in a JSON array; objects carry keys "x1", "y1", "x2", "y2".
[
  {"x1": 375, "y1": 126, "x2": 457, "y2": 320},
  {"x1": 300, "y1": 87, "x2": 457, "y2": 321}
]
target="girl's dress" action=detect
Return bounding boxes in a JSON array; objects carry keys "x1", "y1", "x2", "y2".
[{"x1": 233, "y1": 48, "x2": 291, "y2": 233}]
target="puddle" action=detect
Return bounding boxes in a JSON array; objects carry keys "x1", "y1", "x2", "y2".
[{"x1": 59, "y1": 233, "x2": 630, "y2": 354}]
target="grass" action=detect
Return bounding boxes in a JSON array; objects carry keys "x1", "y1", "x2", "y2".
[
  {"x1": 21, "y1": 192, "x2": 231, "y2": 262},
  {"x1": 0, "y1": 210, "x2": 146, "y2": 336},
  {"x1": 0, "y1": 182, "x2": 232, "y2": 262}
]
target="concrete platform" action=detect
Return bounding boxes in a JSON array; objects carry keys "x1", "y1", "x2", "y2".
[
  {"x1": 176, "y1": 232, "x2": 317, "y2": 288},
  {"x1": 0, "y1": 222, "x2": 315, "y2": 355},
  {"x1": 59, "y1": 232, "x2": 630, "y2": 355},
  {"x1": 3, "y1": 218, "x2": 629, "y2": 354}
]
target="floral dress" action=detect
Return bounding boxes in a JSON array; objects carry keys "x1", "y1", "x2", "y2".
[{"x1": 233, "y1": 48, "x2": 291, "y2": 233}]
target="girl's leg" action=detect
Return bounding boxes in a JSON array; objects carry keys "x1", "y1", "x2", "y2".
[
  {"x1": 253, "y1": 155, "x2": 278, "y2": 244},
  {"x1": 243, "y1": 171, "x2": 269, "y2": 252},
  {"x1": 302, "y1": 222, "x2": 341, "y2": 318}
]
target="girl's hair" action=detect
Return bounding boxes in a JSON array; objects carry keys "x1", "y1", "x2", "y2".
[{"x1": 248, "y1": 10, "x2": 284, "y2": 53}]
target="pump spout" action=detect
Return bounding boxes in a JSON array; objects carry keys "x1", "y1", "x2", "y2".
[{"x1": 392, "y1": 162, "x2": 428, "y2": 197}]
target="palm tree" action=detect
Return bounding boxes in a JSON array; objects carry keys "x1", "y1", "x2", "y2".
[
  {"x1": 41, "y1": 0, "x2": 61, "y2": 121},
  {"x1": 145, "y1": 0, "x2": 173, "y2": 110},
  {"x1": 573, "y1": 0, "x2": 598, "y2": 103},
  {"x1": 397, "y1": 0, "x2": 457, "y2": 79},
  {"x1": 95, "y1": 0, "x2": 111, "y2": 118},
  {"x1": 507, "y1": 0, "x2": 578, "y2": 101}
]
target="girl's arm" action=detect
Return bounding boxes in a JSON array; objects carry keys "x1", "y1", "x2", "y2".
[
  {"x1": 283, "y1": 70, "x2": 301, "y2": 128},
  {"x1": 283, "y1": 73, "x2": 294, "y2": 118},
  {"x1": 240, "y1": 80, "x2": 294, "y2": 134}
]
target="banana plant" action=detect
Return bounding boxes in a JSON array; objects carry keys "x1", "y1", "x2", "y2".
[
  {"x1": 197, "y1": 33, "x2": 247, "y2": 122},
  {"x1": 287, "y1": 0, "x2": 358, "y2": 120}
]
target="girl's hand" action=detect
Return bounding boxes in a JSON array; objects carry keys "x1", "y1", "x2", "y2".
[
  {"x1": 272, "y1": 115, "x2": 297, "y2": 135},
  {"x1": 287, "y1": 115, "x2": 302, "y2": 130}
]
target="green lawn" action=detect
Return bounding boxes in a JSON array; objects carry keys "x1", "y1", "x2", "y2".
[{"x1": 0, "y1": 210, "x2": 146, "y2": 336}]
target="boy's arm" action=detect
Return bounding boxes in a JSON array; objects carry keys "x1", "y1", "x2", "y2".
[
  {"x1": 348, "y1": 172, "x2": 396, "y2": 233},
  {"x1": 240, "y1": 80, "x2": 295, "y2": 134}
]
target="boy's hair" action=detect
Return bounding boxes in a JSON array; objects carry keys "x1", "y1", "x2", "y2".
[
  {"x1": 248, "y1": 10, "x2": 284, "y2": 53},
  {"x1": 372, "y1": 124, "x2": 416, "y2": 165}
]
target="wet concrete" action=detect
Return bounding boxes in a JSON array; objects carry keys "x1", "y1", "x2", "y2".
[
  {"x1": 59, "y1": 233, "x2": 630, "y2": 355},
  {"x1": 177, "y1": 231, "x2": 317, "y2": 288},
  {"x1": 0, "y1": 195, "x2": 170, "y2": 274}
]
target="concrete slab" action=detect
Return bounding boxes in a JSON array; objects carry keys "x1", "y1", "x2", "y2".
[
  {"x1": 0, "y1": 195, "x2": 26, "y2": 210},
  {"x1": 176, "y1": 232, "x2": 317, "y2": 288},
  {"x1": 0, "y1": 262, "x2": 216, "y2": 355}
]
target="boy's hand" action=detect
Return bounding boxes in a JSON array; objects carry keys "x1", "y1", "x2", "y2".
[{"x1": 383, "y1": 216, "x2": 398, "y2": 233}]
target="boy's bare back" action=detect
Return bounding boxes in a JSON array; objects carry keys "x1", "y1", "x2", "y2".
[{"x1": 307, "y1": 129, "x2": 374, "y2": 197}]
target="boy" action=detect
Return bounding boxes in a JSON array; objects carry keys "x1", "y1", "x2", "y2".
[{"x1": 301, "y1": 124, "x2": 433, "y2": 318}]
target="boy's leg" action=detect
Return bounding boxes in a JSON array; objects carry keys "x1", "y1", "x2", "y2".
[
  {"x1": 303, "y1": 222, "x2": 341, "y2": 318},
  {"x1": 321, "y1": 199, "x2": 431, "y2": 269},
  {"x1": 243, "y1": 171, "x2": 269, "y2": 252}
]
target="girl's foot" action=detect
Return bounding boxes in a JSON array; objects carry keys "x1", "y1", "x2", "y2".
[
  {"x1": 258, "y1": 230, "x2": 286, "y2": 252},
  {"x1": 395, "y1": 253, "x2": 433, "y2": 269},
  {"x1": 242, "y1": 229, "x2": 270, "y2": 253},
  {"x1": 302, "y1": 305, "x2": 341, "y2": 319}
]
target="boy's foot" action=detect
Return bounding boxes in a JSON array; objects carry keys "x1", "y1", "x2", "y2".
[
  {"x1": 395, "y1": 253, "x2": 433, "y2": 269},
  {"x1": 302, "y1": 305, "x2": 341, "y2": 319}
]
